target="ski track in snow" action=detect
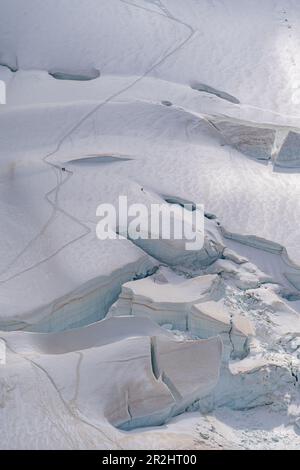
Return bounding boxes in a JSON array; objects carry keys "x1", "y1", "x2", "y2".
[
  {"x1": 1, "y1": 0, "x2": 300, "y2": 451},
  {"x1": 0, "y1": 0, "x2": 196, "y2": 284},
  {"x1": 1, "y1": 339, "x2": 122, "y2": 449}
]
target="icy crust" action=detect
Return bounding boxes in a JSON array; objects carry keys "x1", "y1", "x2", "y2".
[{"x1": 0, "y1": 317, "x2": 222, "y2": 439}]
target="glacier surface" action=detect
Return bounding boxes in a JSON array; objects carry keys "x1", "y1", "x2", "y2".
[{"x1": 0, "y1": 0, "x2": 300, "y2": 450}]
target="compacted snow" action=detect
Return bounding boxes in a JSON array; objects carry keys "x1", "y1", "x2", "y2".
[{"x1": 0, "y1": 0, "x2": 300, "y2": 450}]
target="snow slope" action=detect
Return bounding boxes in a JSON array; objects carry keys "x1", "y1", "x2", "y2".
[
  {"x1": 0, "y1": 0, "x2": 300, "y2": 450},
  {"x1": 2, "y1": 0, "x2": 300, "y2": 116}
]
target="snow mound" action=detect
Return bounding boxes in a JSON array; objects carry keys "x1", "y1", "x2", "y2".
[
  {"x1": 0, "y1": 317, "x2": 222, "y2": 443},
  {"x1": 1, "y1": 0, "x2": 300, "y2": 450}
]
